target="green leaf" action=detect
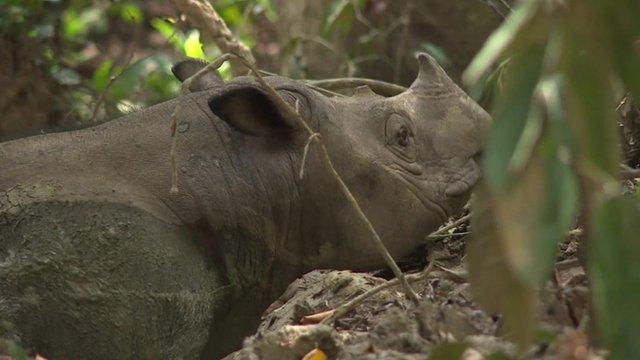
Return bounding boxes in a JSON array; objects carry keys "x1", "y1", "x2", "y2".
[
  {"x1": 151, "y1": 17, "x2": 184, "y2": 51},
  {"x1": 561, "y1": 17, "x2": 620, "y2": 179},
  {"x1": 92, "y1": 60, "x2": 113, "y2": 92},
  {"x1": 218, "y1": 61, "x2": 232, "y2": 81},
  {"x1": 219, "y1": 4, "x2": 243, "y2": 28},
  {"x1": 428, "y1": 342, "x2": 469, "y2": 360},
  {"x1": 183, "y1": 30, "x2": 205, "y2": 59},
  {"x1": 590, "y1": 195, "x2": 640, "y2": 360},
  {"x1": 119, "y1": 3, "x2": 144, "y2": 24},
  {"x1": 468, "y1": 180, "x2": 538, "y2": 346},
  {"x1": 483, "y1": 43, "x2": 546, "y2": 190},
  {"x1": 62, "y1": 7, "x2": 103, "y2": 40},
  {"x1": 463, "y1": 0, "x2": 544, "y2": 86},
  {"x1": 322, "y1": 0, "x2": 352, "y2": 36},
  {"x1": 587, "y1": 1, "x2": 640, "y2": 102},
  {"x1": 469, "y1": 116, "x2": 578, "y2": 347}
]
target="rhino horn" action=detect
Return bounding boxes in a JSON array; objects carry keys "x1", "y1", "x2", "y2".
[{"x1": 409, "y1": 52, "x2": 446, "y2": 91}]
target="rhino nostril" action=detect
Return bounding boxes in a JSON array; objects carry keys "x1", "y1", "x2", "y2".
[{"x1": 472, "y1": 150, "x2": 484, "y2": 164}]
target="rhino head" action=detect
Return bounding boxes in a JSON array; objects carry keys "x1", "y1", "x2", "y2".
[{"x1": 180, "y1": 52, "x2": 491, "y2": 271}]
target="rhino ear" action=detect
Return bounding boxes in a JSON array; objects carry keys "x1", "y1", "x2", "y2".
[
  {"x1": 172, "y1": 58, "x2": 223, "y2": 91},
  {"x1": 208, "y1": 86, "x2": 298, "y2": 136}
]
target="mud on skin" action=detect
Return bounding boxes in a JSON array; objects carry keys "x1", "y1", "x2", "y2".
[{"x1": 0, "y1": 53, "x2": 490, "y2": 359}]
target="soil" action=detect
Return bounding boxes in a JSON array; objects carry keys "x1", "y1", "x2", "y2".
[{"x1": 223, "y1": 213, "x2": 602, "y2": 360}]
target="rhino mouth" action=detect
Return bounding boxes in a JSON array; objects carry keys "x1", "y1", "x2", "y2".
[
  {"x1": 390, "y1": 168, "x2": 449, "y2": 222},
  {"x1": 444, "y1": 159, "x2": 481, "y2": 197}
]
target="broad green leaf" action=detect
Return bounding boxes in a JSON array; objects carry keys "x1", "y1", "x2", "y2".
[
  {"x1": 183, "y1": 30, "x2": 205, "y2": 59},
  {"x1": 218, "y1": 61, "x2": 232, "y2": 81},
  {"x1": 483, "y1": 43, "x2": 546, "y2": 190},
  {"x1": 119, "y1": 3, "x2": 144, "y2": 24},
  {"x1": 463, "y1": 0, "x2": 544, "y2": 86},
  {"x1": 428, "y1": 342, "x2": 469, "y2": 360},
  {"x1": 560, "y1": 16, "x2": 620, "y2": 179},
  {"x1": 586, "y1": 0, "x2": 640, "y2": 101},
  {"x1": 590, "y1": 195, "x2": 640, "y2": 360},
  {"x1": 62, "y1": 7, "x2": 103, "y2": 40},
  {"x1": 219, "y1": 5, "x2": 243, "y2": 28},
  {"x1": 468, "y1": 180, "x2": 537, "y2": 346},
  {"x1": 322, "y1": 0, "x2": 352, "y2": 36},
  {"x1": 92, "y1": 60, "x2": 113, "y2": 92},
  {"x1": 469, "y1": 116, "x2": 578, "y2": 346},
  {"x1": 151, "y1": 17, "x2": 184, "y2": 51}
]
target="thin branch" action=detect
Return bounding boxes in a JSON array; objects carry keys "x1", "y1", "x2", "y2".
[
  {"x1": 307, "y1": 78, "x2": 407, "y2": 97},
  {"x1": 170, "y1": 54, "x2": 235, "y2": 193},
  {"x1": 393, "y1": 5, "x2": 411, "y2": 83},
  {"x1": 90, "y1": 11, "x2": 138, "y2": 122},
  {"x1": 299, "y1": 132, "x2": 321, "y2": 179},
  {"x1": 483, "y1": 0, "x2": 507, "y2": 19},
  {"x1": 171, "y1": 52, "x2": 420, "y2": 304},
  {"x1": 427, "y1": 231, "x2": 471, "y2": 239},
  {"x1": 321, "y1": 260, "x2": 436, "y2": 325},
  {"x1": 258, "y1": 70, "x2": 347, "y2": 97},
  {"x1": 434, "y1": 264, "x2": 468, "y2": 283},
  {"x1": 172, "y1": 0, "x2": 255, "y2": 76},
  {"x1": 620, "y1": 164, "x2": 640, "y2": 179},
  {"x1": 350, "y1": 0, "x2": 373, "y2": 30},
  {"x1": 431, "y1": 213, "x2": 471, "y2": 236},
  {"x1": 498, "y1": 0, "x2": 513, "y2": 13}
]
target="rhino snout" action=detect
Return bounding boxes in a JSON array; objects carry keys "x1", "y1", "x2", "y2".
[{"x1": 444, "y1": 157, "x2": 482, "y2": 198}]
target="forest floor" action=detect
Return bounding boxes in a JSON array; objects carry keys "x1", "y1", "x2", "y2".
[{"x1": 225, "y1": 208, "x2": 604, "y2": 360}]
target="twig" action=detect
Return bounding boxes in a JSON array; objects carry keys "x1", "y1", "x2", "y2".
[
  {"x1": 483, "y1": 0, "x2": 507, "y2": 19},
  {"x1": 431, "y1": 213, "x2": 471, "y2": 237},
  {"x1": 321, "y1": 261, "x2": 436, "y2": 325},
  {"x1": 90, "y1": 10, "x2": 138, "y2": 122},
  {"x1": 170, "y1": 54, "x2": 234, "y2": 193},
  {"x1": 427, "y1": 231, "x2": 471, "y2": 239},
  {"x1": 350, "y1": 0, "x2": 373, "y2": 30},
  {"x1": 393, "y1": 5, "x2": 411, "y2": 83},
  {"x1": 172, "y1": 0, "x2": 255, "y2": 76},
  {"x1": 288, "y1": 34, "x2": 356, "y2": 77},
  {"x1": 498, "y1": 0, "x2": 513, "y2": 13},
  {"x1": 174, "y1": 52, "x2": 420, "y2": 304},
  {"x1": 620, "y1": 164, "x2": 640, "y2": 179},
  {"x1": 306, "y1": 78, "x2": 407, "y2": 97},
  {"x1": 299, "y1": 133, "x2": 321, "y2": 179},
  {"x1": 434, "y1": 264, "x2": 468, "y2": 282},
  {"x1": 259, "y1": 69, "x2": 347, "y2": 97}
]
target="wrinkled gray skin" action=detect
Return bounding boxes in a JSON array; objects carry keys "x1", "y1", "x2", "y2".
[{"x1": 0, "y1": 53, "x2": 490, "y2": 359}]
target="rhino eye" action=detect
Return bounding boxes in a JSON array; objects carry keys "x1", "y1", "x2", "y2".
[
  {"x1": 397, "y1": 126, "x2": 410, "y2": 147},
  {"x1": 385, "y1": 114, "x2": 417, "y2": 162}
]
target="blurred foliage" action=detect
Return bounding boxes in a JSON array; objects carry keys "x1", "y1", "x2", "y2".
[
  {"x1": 0, "y1": 0, "x2": 274, "y2": 127},
  {"x1": 0, "y1": 0, "x2": 458, "y2": 127},
  {"x1": 464, "y1": 0, "x2": 640, "y2": 357}
]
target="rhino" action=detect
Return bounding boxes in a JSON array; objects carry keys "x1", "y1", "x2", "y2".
[{"x1": 0, "y1": 53, "x2": 490, "y2": 359}]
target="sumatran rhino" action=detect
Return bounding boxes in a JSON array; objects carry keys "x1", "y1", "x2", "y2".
[{"x1": 0, "y1": 53, "x2": 490, "y2": 359}]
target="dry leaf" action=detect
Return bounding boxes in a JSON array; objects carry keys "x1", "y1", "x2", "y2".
[
  {"x1": 300, "y1": 310, "x2": 335, "y2": 325},
  {"x1": 302, "y1": 348, "x2": 327, "y2": 360}
]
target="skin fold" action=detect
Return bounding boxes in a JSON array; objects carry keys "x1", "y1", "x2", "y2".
[{"x1": 0, "y1": 53, "x2": 490, "y2": 359}]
